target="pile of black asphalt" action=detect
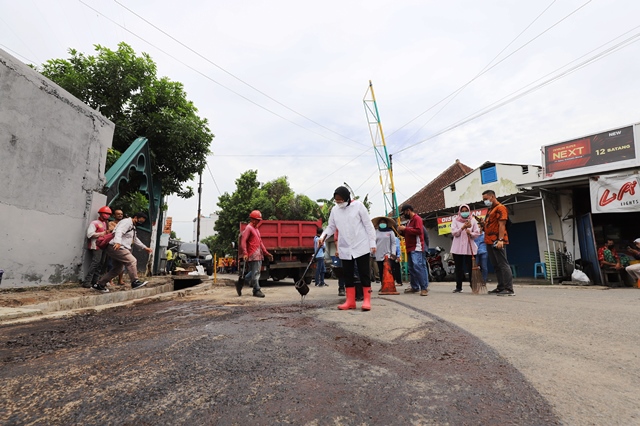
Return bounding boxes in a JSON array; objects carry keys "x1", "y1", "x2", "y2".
[{"x1": 0, "y1": 298, "x2": 558, "y2": 425}]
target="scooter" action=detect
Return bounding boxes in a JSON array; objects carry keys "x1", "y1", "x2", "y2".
[
  {"x1": 427, "y1": 246, "x2": 447, "y2": 282},
  {"x1": 443, "y1": 251, "x2": 456, "y2": 276}
]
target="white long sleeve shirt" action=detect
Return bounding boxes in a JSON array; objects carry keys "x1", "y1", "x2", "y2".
[
  {"x1": 111, "y1": 218, "x2": 146, "y2": 250},
  {"x1": 321, "y1": 200, "x2": 376, "y2": 260}
]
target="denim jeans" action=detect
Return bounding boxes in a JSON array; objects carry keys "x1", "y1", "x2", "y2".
[
  {"x1": 244, "y1": 260, "x2": 262, "y2": 291},
  {"x1": 409, "y1": 251, "x2": 429, "y2": 290},
  {"x1": 476, "y1": 252, "x2": 488, "y2": 282},
  {"x1": 315, "y1": 258, "x2": 325, "y2": 285}
]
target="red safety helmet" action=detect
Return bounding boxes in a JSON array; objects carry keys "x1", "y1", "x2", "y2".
[
  {"x1": 249, "y1": 210, "x2": 262, "y2": 220},
  {"x1": 98, "y1": 206, "x2": 112, "y2": 215}
]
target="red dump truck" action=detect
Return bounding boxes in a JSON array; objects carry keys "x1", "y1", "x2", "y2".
[{"x1": 239, "y1": 219, "x2": 322, "y2": 284}]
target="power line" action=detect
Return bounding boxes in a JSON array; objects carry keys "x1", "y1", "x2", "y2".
[
  {"x1": 211, "y1": 154, "x2": 356, "y2": 158},
  {"x1": 388, "y1": 0, "x2": 592, "y2": 144},
  {"x1": 205, "y1": 163, "x2": 222, "y2": 197},
  {"x1": 393, "y1": 159, "x2": 429, "y2": 186},
  {"x1": 396, "y1": 0, "x2": 558, "y2": 147},
  {"x1": 394, "y1": 26, "x2": 640, "y2": 155},
  {"x1": 76, "y1": 0, "x2": 366, "y2": 149},
  {"x1": 112, "y1": 0, "x2": 369, "y2": 149},
  {"x1": 0, "y1": 43, "x2": 36, "y2": 64},
  {"x1": 303, "y1": 147, "x2": 373, "y2": 193}
]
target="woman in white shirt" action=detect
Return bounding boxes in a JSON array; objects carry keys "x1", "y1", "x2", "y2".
[{"x1": 318, "y1": 186, "x2": 376, "y2": 311}]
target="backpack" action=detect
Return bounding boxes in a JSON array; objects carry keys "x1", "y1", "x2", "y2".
[{"x1": 96, "y1": 232, "x2": 115, "y2": 250}]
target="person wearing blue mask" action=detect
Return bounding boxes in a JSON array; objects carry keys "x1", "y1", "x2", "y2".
[
  {"x1": 474, "y1": 221, "x2": 489, "y2": 283},
  {"x1": 374, "y1": 219, "x2": 396, "y2": 289},
  {"x1": 450, "y1": 204, "x2": 480, "y2": 293},
  {"x1": 313, "y1": 227, "x2": 327, "y2": 287}
]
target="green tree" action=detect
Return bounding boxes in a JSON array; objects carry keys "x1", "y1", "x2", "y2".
[
  {"x1": 38, "y1": 42, "x2": 213, "y2": 198},
  {"x1": 214, "y1": 170, "x2": 321, "y2": 254}
]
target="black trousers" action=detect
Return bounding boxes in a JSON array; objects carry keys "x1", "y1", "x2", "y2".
[
  {"x1": 342, "y1": 253, "x2": 371, "y2": 289},
  {"x1": 487, "y1": 245, "x2": 513, "y2": 291},
  {"x1": 453, "y1": 253, "x2": 472, "y2": 291}
]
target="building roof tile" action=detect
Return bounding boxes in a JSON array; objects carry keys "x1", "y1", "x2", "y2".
[{"x1": 399, "y1": 160, "x2": 473, "y2": 215}]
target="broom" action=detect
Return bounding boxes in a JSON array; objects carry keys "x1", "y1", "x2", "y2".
[{"x1": 467, "y1": 233, "x2": 487, "y2": 294}]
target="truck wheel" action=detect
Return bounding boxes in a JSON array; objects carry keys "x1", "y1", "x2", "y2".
[{"x1": 304, "y1": 276, "x2": 312, "y2": 285}]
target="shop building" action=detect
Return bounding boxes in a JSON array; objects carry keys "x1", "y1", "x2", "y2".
[{"x1": 521, "y1": 122, "x2": 640, "y2": 285}]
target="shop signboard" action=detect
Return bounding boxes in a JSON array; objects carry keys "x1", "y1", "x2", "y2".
[
  {"x1": 163, "y1": 216, "x2": 173, "y2": 234},
  {"x1": 437, "y1": 208, "x2": 488, "y2": 235},
  {"x1": 589, "y1": 172, "x2": 640, "y2": 214},
  {"x1": 543, "y1": 125, "x2": 636, "y2": 178}
]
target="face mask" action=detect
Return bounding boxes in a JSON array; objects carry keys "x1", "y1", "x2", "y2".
[
  {"x1": 483, "y1": 199, "x2": 492, "y2": 207},
  {"x1": 607, "y1": 244, "x2": 614, "y2": 249},
  {"x1": 403, "y1": 213, "x2": 411, "y2": 220},
  {"x1": 379, "y1": 223, "x2": 387, "y2": 229},
  {"x1": 461, "y1": 212, "x2": 470, "y2": 219},
  {"x1": 336, "y1": 202, "x2": 347, "y2": 209}
]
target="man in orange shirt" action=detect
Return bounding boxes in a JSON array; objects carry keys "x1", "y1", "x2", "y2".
[{"x1": 482, "y1": 190, "x2": 514, "y2": 296}]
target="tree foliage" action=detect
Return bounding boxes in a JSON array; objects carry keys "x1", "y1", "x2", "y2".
[
  {"x1": 39, "y1": 42, "x2": 213, "y2": 198},
  {"x1": 213, "y1": 170, "x2": 321, "y2": 255}
]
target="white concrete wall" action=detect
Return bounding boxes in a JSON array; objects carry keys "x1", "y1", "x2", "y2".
[
  {"x1": 506, "y1": 192, "x2": 576, "y2": 269},
  {"x1": 0, "y1": 49, "x2": 114, "y2": 287},
  {"x1": 444, "y1": 164, "x2": 542, "y2": 208},
  {"x1": 193, "y1": 213, "x2": 218, "y2": 242}
]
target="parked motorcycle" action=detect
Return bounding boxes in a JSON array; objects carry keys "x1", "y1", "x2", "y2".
[
  {"x1": 427, "y1": 246, "x2": 447, "y2": 282},
  {"x1": 443, "y1": 251, "x2": 456, "y2": 276}
]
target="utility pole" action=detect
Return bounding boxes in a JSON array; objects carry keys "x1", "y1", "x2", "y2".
[{"x1": 195, "y1": 172, "x2": 202, "y2": 264}]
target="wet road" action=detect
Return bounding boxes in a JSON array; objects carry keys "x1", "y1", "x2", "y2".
[{"x1": 0, "y1": 290, "x2": 558, "y2": 425}]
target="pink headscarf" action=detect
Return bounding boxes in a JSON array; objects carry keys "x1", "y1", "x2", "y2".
[{"x1": 456, "y1": 204, "x2": 472, "y2": 223}]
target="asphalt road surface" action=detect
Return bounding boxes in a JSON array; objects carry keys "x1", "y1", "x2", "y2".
[
  {"x1": 0, "y1": 282, "x2": 561, "y2": 425},
  {"x1": 4, "y1": 279, "x2": 640, "y2": 425}
]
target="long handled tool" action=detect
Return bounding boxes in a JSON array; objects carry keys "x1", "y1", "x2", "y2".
[
  {"x1": 295, "y1": 245, "x2": 323, "y2": 300},
  {"x1": 467, "y1": 232, "x2": 486, "y2": 294},
  {"x1": 236, "y1": 260, "x2": 246, "y2": 296}
]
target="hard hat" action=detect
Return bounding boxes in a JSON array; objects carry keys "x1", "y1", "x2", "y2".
[
  {"x1": 249, "y1": 210, "x2": 262, "y2": 220},
  {"x1": 98, "y1": 206, "x2": 112, "y2": 215}
]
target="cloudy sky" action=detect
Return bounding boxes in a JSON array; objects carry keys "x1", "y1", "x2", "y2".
[{"x1": 3, "y1": 0, "x2": 640, "y2": 240}]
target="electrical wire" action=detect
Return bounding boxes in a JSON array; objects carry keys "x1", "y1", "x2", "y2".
[
  {"x1": 396, "y1": 0, "x2": 558, "y2": 147},
  {"x1": 77, "y1": 0, "x2": 366, "y2": 149},
  {"x1": 388, "y1": 0, "x2": 592, "y2": 143},
  {"x1": 211, "y1": 154, "x2": 356, "y2": 157},
  {"x1": 0, "y1": 16, "x2": 41, "y2": 65},
  {"x1": 394, "y1": 27, "x2": 640, "y2": 155},
  {"x1": 112, "y1": 0, "x2": 369, "y2": 149},
  {"x1": 303, "y1": 147, "x2": 373, "y2": 193},
  {"x1": 205, "y1": 163, "x2": 222, "y2": 197},
  {"x1": 393, "y1": 159, "x2": 429, "y2": 186},
  {"x1": 0, "y1": 43, "x2": 36, "y2": 64}
]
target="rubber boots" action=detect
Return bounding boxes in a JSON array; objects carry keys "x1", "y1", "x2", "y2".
[
  {"x1": 361, "y1": 286, "x2": 371, "y2": 311},
  {"x1": 338, "y1": 287, "x2": 356, "y2": 310}
]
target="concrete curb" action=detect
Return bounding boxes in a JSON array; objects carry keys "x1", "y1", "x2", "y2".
[{"x1": 0, "y1": 277, "x2": 237, "y2": 324}]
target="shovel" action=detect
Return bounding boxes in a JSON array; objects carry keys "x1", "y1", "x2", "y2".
[
  {"x1": 295, "y1": 245, "x2": 323, "y2": 297},
  {"x1": 236, "y1": 260, "x2": 246, "y2": 296}
]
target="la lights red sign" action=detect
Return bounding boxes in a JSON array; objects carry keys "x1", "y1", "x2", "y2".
[{"x1": 590, "y1": 174, "x2": 640, "y2": 213}]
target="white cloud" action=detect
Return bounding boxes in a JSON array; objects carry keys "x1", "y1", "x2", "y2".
[{"x1": 3, "y1": 0, "x2": 640, "y2": 239}]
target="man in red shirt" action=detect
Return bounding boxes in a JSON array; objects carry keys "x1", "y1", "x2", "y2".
[
  {"x1": 398, "y1": 204, "x2": 429, "y2": 296},
  {"x1": 239, "y1": 210, "x2": 273, "y2": 298}
]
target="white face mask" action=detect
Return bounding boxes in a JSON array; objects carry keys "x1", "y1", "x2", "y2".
[
  {"x1": 336, "y1": 202, "x2": 347, "y2": 209},
  {"x1": 483, "y1": 199, "x2": 492, "y2": 207}
]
